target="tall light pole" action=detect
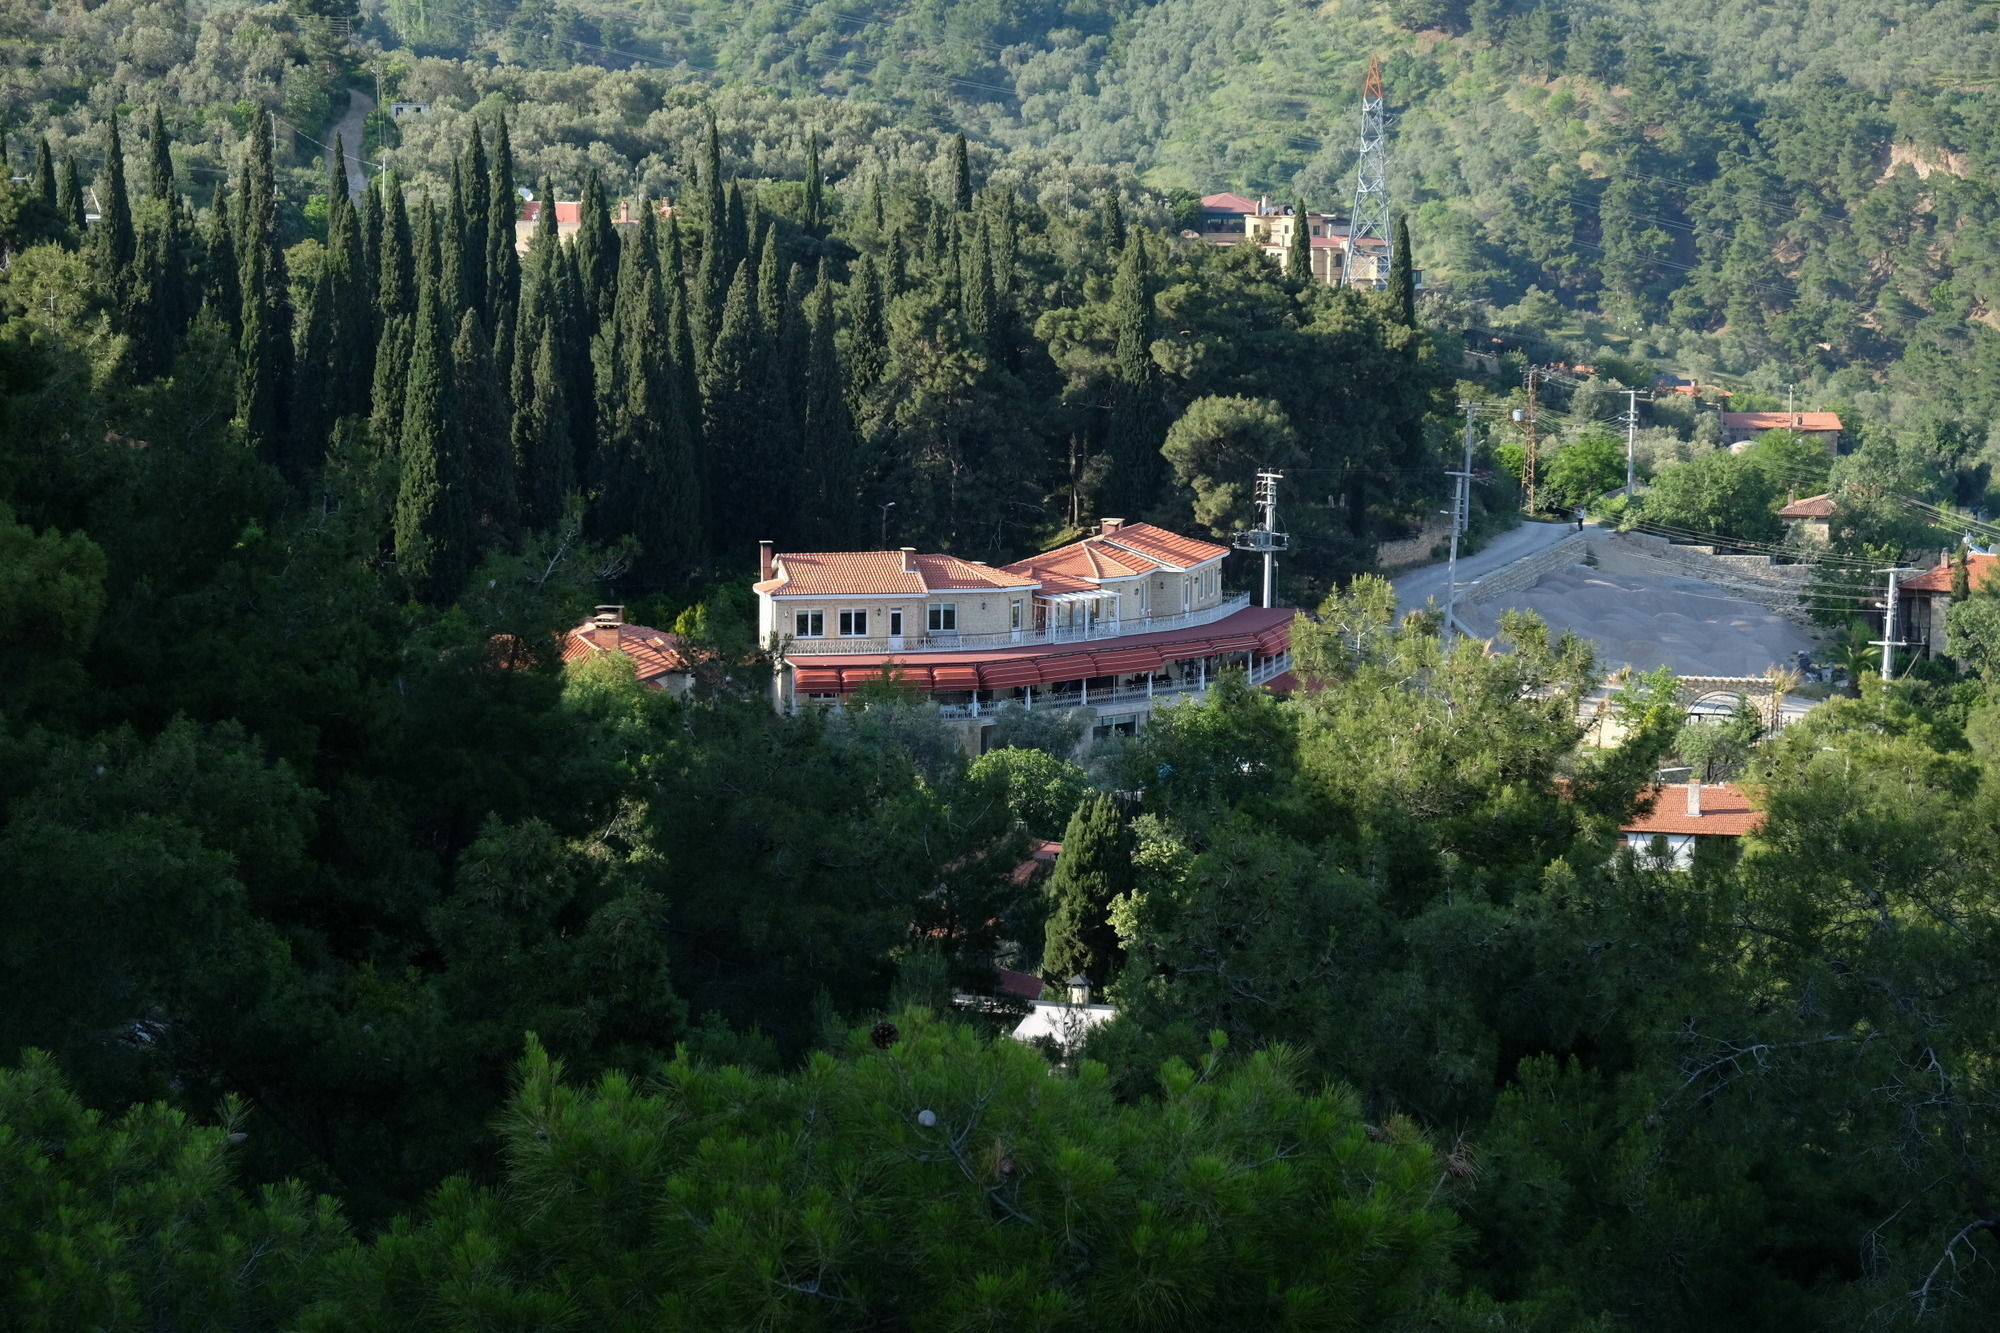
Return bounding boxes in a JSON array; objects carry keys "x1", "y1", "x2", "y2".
[
  {"x1": 879, "y1": 501, "x2": 896, "y2": 548},
  {"x1": 1442, "y1": 402, "x2": 1478, "y2": 645}
]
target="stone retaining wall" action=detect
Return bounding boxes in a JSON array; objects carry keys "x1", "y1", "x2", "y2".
[
  {"x1": 1605, "y1": 530, "x2": 1813, "y2": 613},
  {"x1": 1459, "y1": 533, "x2": 1590, "y2": 605},
  {"x1": 1376, "y1": 516, "x2": 1454, "y2": 573}
]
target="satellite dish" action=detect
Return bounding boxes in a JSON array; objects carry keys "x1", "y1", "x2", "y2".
[
  {"x1": 1727, "y1": 440, "x2": 1756, "y2": 454},
  {"x1": 517, "y1": 186, "x2": 535, "y2": 202}
]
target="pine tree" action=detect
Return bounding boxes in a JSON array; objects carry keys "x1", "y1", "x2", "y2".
[
  {"x1": 515, "y1": 312, "x2": 573, "y2": 531},
  {"x1": 1105, "y1": 234, "x2": 1160, "y2": 513},
  {"x1": 1388, "y1": 215, "x2": 1416, "y2": 324},
  {"x1": 145, "y1": 108, "x2": 173, "y2": 200},
  {"x1": 34, "y1": 137, "x2": 57, "y2": 212},
  {"x1": 573, "y1": 169, "x2": 618, "y2": 331},
  {"x1": 1040, "y1": 794, "x2": 1131, "y2": 987},
  {"x1": 237, "y1": 114, "x2": 294, "y2": 476},
  {"x1": 395, "y1": 202, "x2": 474, "y2": 604},
  {"x1": 454, "y1": 308, "x2": 517, "y2": 543},
  {"x1": 56, "y1": 154, "x2": 84, "y2": 237},
  {"x1": 1286, "y1": 200, "x2": 1311, "y2": 284},
  {"x1": 803, "y1": 131, "x2": 824, "y2": 238},
  {"x1": 945, "y1": 132, "x2": 972, "y2": 213}
]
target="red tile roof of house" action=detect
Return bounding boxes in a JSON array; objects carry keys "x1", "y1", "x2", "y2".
[
  {"x1": 1722, "y1": 411, "x2": 1844, "y2": 434},
  {"x1": 1777, "y1": 492, "x2": 1836, "y2": 519},
  {"x1": 562, "y1": 618, "x2": 690, "y2": 686},
  {"x1": 1623, "y1": 783, "x2": 1763, "y2": 838},
  {"x1": 1000, "y1": 522, "x2": 1229, "y2": 592},
  {"x1": 1201, "y1": 192, "x2": 1263, "y2": 214},
  {"x1": 997, "y1": 968, "x2": 1045, "y2": 1000},
  {"x1": 757, "y1": 550, "x2": 1035, "y2": 598},
  {"x1": 1900, "y1": 551, "x2": 2000, "y2": 595},
  {"x1": 520, "y1": 200, "x2": 583, "y2": 226},
  {"x1": 1009, "y1": 838, "x2": 1063, "y2": 887}
]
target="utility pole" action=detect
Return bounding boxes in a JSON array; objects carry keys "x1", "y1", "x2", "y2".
[
  {"x1": 1621, "y1": 388, "x2": 1650, "y2": 494},
  {"x1": 1232, "y1": 470, "x2": 1290, "y2": 608},
  {"x1": 1441, "y1": 403, "x2": 1477, "y2": 646},
  {"x1": 1870, "y1": 566, "x2": 1918, "y2": 677}
]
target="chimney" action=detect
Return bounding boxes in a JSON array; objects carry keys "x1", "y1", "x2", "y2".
[
  {"x1": 1099, "y1": 518, "x2": 1127, "y2": 536},
  {"x1": 901, "y1": 545, "x2": 917, "y2": 572},
  {"x1": 1686, "y1": 779, "x2": 1702, "y2": 818},
  {"x1": 619, "y1": 199, "x2": 631, "y2": 224},
  {"x1": 758, "y1": 540, "x2": 774, "y2": 582},
  {"x1": 590, "y1": 604, "x2": 624, "y2": 650},
  {"x1": 1259, "y1": 194, "x2": 1269, "y2": 214}
]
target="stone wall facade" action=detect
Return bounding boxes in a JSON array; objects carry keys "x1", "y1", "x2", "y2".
[
  {"x1": 1459, "y1": 533, "x2": 1591, "y2": 605},
  {"x1": 1375, "y1": 515, "x2": 1455, "y2": 573}
]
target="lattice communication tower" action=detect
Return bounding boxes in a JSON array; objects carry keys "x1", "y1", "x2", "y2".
[{"x1": 1342, "y1": 56, "x2": 1391, "y2": 290}]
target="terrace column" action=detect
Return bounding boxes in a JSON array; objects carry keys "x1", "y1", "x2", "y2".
[
  {"x1": 1147, "y1": 675, "x2": 1154, "y2": 702},
  {"x1": 1025, "y1": 685, "x2": 1033, "y2": 709},
  {"x1": 971, "y1": 690, "x2": 980, "y2": 718},
  {"x1": 1081, "y1": 678, "x2": 1089, "y2": 706},
  {"x1": 1199, "y1": 659, "x2": 1206, "y2": 691}
]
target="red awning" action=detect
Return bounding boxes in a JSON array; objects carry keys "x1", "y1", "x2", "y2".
[
  {"x1": 978, "y1": 658, "x2": 1044, "y2": 689},
  {"x1": 930, "y1": 664, "x2": 979, "y2": 690},
  {"x1": 1203, "y1": 633, "x2": 1262, "y2": 653},
  {"x1": 1036, "y1": 654, "x2": 1097, "y2": 685},
  {"x1": 1256, "y1": 624, "x2": 1291, "y2": 654},
  {"x1": 793, "y1": 665, "x2": 845, "y2": 692},
  {"x1": 1089, "y1": 645, "x2": 1166, "y2": 676}
]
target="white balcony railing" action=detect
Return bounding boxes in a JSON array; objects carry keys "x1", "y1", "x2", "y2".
[
  {"x1": 932, "y1": 652, "x2": 1292, "y2": 719},
  {"x1": 783, "y1": 593, "x2": 1255, "y2": 657}
]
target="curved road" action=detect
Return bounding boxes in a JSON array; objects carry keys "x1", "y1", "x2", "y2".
[
  {"x1": 327, "y1": 89, "x2": 373, "y2": 200},
  {"x1": 1391, "y1": 518, "x2": 1580, "y2": 619}
]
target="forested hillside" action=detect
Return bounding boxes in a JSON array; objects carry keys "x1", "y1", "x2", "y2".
[{"x1": 5, "y1": 3, "x2": 2000, "y2": 1327}]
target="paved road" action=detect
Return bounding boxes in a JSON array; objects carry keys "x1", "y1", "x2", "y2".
[
  {"x1": 1391, "y1": 518, "x2": 1579, "y2": 618},
  {"x1": 328, "y1": 89, "x2": 373, "y2": 201}
]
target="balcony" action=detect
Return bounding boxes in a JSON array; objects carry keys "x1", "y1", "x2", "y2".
[
  {"x1": 932, "y1": 652, "x2": 1292, "y2": 719},
  {"x1": 783, "y1": 593, "x2": 1256, "y2": 657}
]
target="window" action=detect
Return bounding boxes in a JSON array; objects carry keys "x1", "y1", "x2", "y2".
[
  {"x1": 1009, "y1": 601, "x2": 1022, "y2": 629},
  {"x1": 838, "y1": 609, "x2": 868, "y2": 637},
  {"x1": 889, "y1": 609, "x2": 903, "y2": 636},
  {"x1": 794, "y1": 610, "x2": 824, "y2": 638},
  {"x1": 928, "y1": 603, "x2": 957, "y2": 632}
]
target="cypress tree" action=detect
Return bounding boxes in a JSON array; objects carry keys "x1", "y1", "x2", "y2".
[
  {"x1": 511, "y1": 176, "x2": 561, "y2": 427},
  {"x1": 1040, "y1": 794, "x2": 1131, "y2": 988},
  {"x1": 555, "y1": 244, "x2": 597, "y2": 487},
  {"x1": 882, "y1": 227, "x2": 905, "y2": 298},
  {"x1": 803, "y1": 131, "x2": 824, "y2": 238},
  {"x1": 324, "y1": 173, "x2": 372, "y2": 420},
  {"x1": 237, "y1": 115, "x2": 294, "y2": 475},
  {"x1": 963, "y1": 217, "x2": 995, "y2": 352},
  {"x1": 573, "y1": 169, "x2": 619, "y2": 331},
  {"x1": 56, "y1": 154, "x2": 84, "y2": 237},
  {"x1": 801, "y1": 262, "x2": 852, "y2": 544},
  {"x1": 664, "y1": 265, "x2": 703, "y2": 559},
  {"x1": 1388, "y1": 215, "x2": 1416, "y2": 324},
  {"x1": 1097, "y1": 190, "x2": 1124, "y2": 251},
  {"x1": 460, "y1": 124, "x2": 490, "y2": 324},
  {"x1": 925, "y1": 197, "x2": 949, "y2": 264},
  {"x1": 454, "y1": 308, "x2": 517, "y2": 542},
  {"x1": 290, "y1": 261, "x2": 335, "y2": 475},
  {"x1": 697, "y1": 109, "x2": 725, "y2": 241},
  {"x1": 990, "y1": 186, "x2": 1017, "y2": 295},
  {"x1": 1953, "y1": 546, "x2": 1971, "y2": 602},
  {"x1": 515, "y1": 311, "x2": 572, "y2": 531},
  {"x1": 755, "y1": 221, "x2": 783, "y2": 343},
  {"x1": 378, "y1": 180, "x2": 415, "y2": 321},
  {"x1": 202, "y1": 182, "x2": 240, "y2": 342},
  {"x1": 442, "y1": 161, "x2": 472, "y2": 321},
  {"x1": 95, "y1": 112, "x2": 135, "y2": 296},
  {"x1": 359, "y1": 180, "x2": 383, "y2": 299},
  {"x1": 34, "y1": 137, "x2": 56, "y2": 212},
  {"x1": 325, "y1": 133, "x2": 349, "y2": 218},
  {"x1": 868, "y1": 175, "x2": 886, "y2": 234},
  {"x1": 724, "y1": 181, "x2": 748, "y2": 273},
  {"x1": 1105, "y1": 233, "x2": 1160, "y2": 514},
  {"x1": 486, "y1": 114, "x2": 519, "y2": 378},
  {"x1": 599, "y1": 203, "x2": 697, "y2": 575},
  {"x1": 701, "y1": 260, "x2": 754, "y2": 553},
  {"x1": 370, "y1": 314, "x2": 414, "y2": 448},
  {"x1": 843, "y1": 253, "x2": 888, "y2": 402},
  {"x1": 945, "y1": 132, "x2": 972, "y2": 212},
  {"x1": 692, "y1": 200, "x2": 726, "y2": 359},
  {"x1": 1286, "y1": 200, "x2": 1311, "y2": 284},
  {"x1": 145, "y1": 108, "x2": 173, "y2": 200},
  {"x1": 395, "y1": 201, "x2": 473, "y2": 603}
]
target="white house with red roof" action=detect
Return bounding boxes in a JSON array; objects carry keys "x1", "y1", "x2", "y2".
[
  {"x1": 1622, "y1": 781, "x2": 1764, "y2": 868},
  {"x1": 1893, "y1": 550, "x2": 2000, "y2": 659},
  {"x1": 754, "y1": 519, "x2": 1293, "y2": 740},
  {"x1": 561, "y1": 606, "x2": 697, "y2": 694},
  {"x1": 1722, "y1": 411, "x2": 1844, "y2": 454},
  {"x1": 1194, "y1": 192, "x2": 1390, "y2": 287}
]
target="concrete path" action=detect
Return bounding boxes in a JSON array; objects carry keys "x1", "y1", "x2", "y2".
[
  {"x1": 327, "y1": 89, "x2": 373, "y2": 200},
  {"x1": 1390, "y1": 518, "x2": 1579, "y2": 618}
]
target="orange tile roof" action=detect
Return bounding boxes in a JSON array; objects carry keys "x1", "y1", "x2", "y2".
[
  {"x1": 1201, "y1": 192, "x2": 1263, "y2": 214},
  {"x1": 1009, "y1": 838, "x2": 1063, "y2": 887},
  {"x1": 1623, "y1": 783, "x2": 1763, "y2": 838},
  {"x1": 762, "y1": 550, "x2": 1034, "y2": 598},
  {"x1": 1723, "y1": 411, "x2": 1843, "y2": 434},
  {"x1": 1777, "y1": 493, "x2": 1836, "y2": 519},
  {"x1": 562, "y1": 620, "x2": 690, "y2": 685},
  {"x1": 1001, "y1": 522, "x2": 1228, "y2": 589},
  {"x1": 1901, "y1": 551, "x2": 2000, "y2": 595}
]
